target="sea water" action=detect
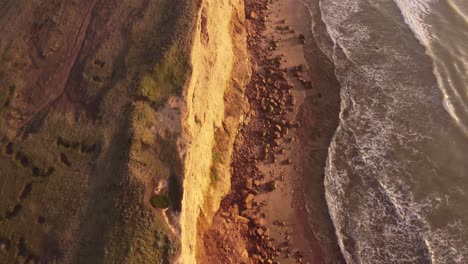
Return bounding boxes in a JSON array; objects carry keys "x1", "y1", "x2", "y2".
[{"x1": 308, "y1": 0, "x2": 468, "y2": 262}]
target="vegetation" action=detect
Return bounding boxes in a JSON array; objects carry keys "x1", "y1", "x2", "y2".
[
  {"x1": 150, "y1": 194, "x2": 171, "y2": 209},
  {"x1": 212, "y1": 151, "x2": 224, "y2": 164},
  {"x1": 0, "y1": 0, "x2": 198, "y2": 263}
]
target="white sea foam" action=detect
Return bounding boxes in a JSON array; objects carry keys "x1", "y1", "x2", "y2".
[
  {"x1": 392, "y1": 0, "x2": 437, "y2": 41},
  {"x1": 320, "y1": 0, "x2": 468, "y2": 262}
]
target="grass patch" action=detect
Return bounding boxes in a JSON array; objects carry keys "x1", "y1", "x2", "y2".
[
  {"x1": 138, "y1": 45, "x2": 191, "y2": 108},
  {"x1": 150, "y1": 194, "x2": 171, "y2": 209},
  {"x1": 212, "y1": 151, "x2": 223, "y2": 164},
  {"x1": 0, "y1": 85, "x2": 15, "y2": 110},
  {"x1": 0, "y1": 0, "x2": 198, "y2": 263},
  {"x1": 210, "y1": 171, "x2": 219, "y2": 184}
]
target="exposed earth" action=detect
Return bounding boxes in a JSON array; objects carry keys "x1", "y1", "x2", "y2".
[{"x1": 202, "y1": 0, "x2": 343, "y2": 263}]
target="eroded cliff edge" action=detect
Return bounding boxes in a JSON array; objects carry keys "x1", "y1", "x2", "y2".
[
  {"x1": 0, "y1": 0, "x2": 248, "y2": 263},
  {"x1": 179, "y1": 0, "x2": 250, "y2": 262}
]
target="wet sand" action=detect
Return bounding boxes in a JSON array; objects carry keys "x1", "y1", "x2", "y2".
[
  {"x1": 201, "y1": 0, "x2": 342, "y2": 263},
  {"x1": 255, "y1": 0, "x2": 323, "y2": 263}
]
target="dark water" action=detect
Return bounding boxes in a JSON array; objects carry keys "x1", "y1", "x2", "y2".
[{"x1": 306, "y1": 0, "x2": 468, "y2": 263}]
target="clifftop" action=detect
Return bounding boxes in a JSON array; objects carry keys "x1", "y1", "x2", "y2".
[{"x1": 0, "y1": 0, "x2": 199, "y2": 262}]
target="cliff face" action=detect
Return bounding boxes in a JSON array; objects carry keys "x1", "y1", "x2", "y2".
[
  {"x1": 0, "y1": 0, "x2": 247, "y2": 263},
  {"x1": 179, "y1": 0, "x2": 249, "y2": 262}
]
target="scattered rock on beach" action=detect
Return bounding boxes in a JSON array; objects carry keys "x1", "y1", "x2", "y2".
[
  {"x1": 249, "y1": 11, "x2": 258, "y2": 20},
  {"x1": 266, "y1": 180, "x2": 277, "y2": 191},
  {"x1": 244, "y1": 194, "x2": 255, "y2": 209},
  {"x1": 299, "y1": 34, "x2": 306, "y2": 44}
]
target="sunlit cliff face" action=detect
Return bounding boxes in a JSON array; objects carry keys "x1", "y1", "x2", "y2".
[{"x1": 178, "y1": 0, "x2": 248, "y2": 263}]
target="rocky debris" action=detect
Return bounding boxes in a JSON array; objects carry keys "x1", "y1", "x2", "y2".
[
  {"x1": 246, "y1": 178, "x2": 253, "y2": 190},
  {"x1": 236, "y1": 215, "x2": 251, "y2": 224},
  {"x1": 265, "y1": 180, "x2": 277, "y2": 191},
  {"x1": 299, "y1": 34, "x2": 306, "y2": 44},
  {"x1": 274, "y1": 220, "x2": 286, "y2": 226},
  {"x1": 256, "y1": 228, "x2": 264, "y2": 236},
  {"x1": 244, "y1": 194, "x2": 255, "y2": 209},
  {"x1": 269, "y1": 40, "x2": 279, "y2": 51},
  {"x1": 203, "y1": 0, "x2": 309, "y2": 262},
  {"x1": 296, "y1": 250, "x2": 304, "y2": 258},
  {"x1": 249, "y1": 11, "x2": 258, "y2": 20}
]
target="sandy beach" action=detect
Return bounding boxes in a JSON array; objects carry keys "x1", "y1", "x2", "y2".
[{"x1": 201, "y1": 0, "x2": 342, "y2": 263}]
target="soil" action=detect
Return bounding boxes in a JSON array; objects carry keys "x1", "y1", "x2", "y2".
[{"x1": 201, "y1": 0, "x2": 343, "y2": 263}]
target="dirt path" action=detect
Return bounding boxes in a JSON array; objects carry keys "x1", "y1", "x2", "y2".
[{"x1": 201, "y1": 0, "x2": 333, "y2": 263}]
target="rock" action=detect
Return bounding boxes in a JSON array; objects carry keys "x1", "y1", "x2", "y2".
[
  {"x1": 256, "y1": 228, "x2": 264, "y2": 236},
  {"x1": 254, "y1": 180, "x2": 261, "y2": 187},
  {"x1": 274, "y1": 132, "x2": 281, "y2": 139},
  {"x1": 232, "y1": 203, "x2": 239, "y2": 215},
  {"x1": 253, "y1": 217, "x2": 264, "y2": 227},
  {"x1": 273, "y1": 139, "x2": 281, "y2": 147},
  {"x1": 296, "y1": 250, "x2": 304, "y2": 258},
  {"x1": 267, "y1": 241, "x2": 274, "y2": 249},
  {"x1": 244, "y1": 194, "x2": 255, "y2": 209},
  {"x1": 249, "y1": 11, "x2": 258, "y2": 20},
  {"x1": 241, "y1": 209, "x2": 254, "y2": 219},
  {"x1": 246, "y1": 178, "x2": 253, "y2": 190},
  {"x1": 274, "y1": 220, "x2": 286, "y2": 226},
  {"x1": 266, "y1": 180, "x2": 277, "y2": 191},
  {"x1": 235, "y1": 215, "x2": 250, "y2": 224}
]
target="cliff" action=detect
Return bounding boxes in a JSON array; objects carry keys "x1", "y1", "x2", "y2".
[
  {"x1": 0, "y1": 0, "x2": 248, "y2": 263},
  {"x1": 179, "y1": 0, "x2": 249, "y2": 262}
]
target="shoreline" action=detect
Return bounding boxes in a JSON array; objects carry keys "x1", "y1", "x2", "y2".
[{"x1": 201, "y1": 0, "x2": 343, "y2": 263}]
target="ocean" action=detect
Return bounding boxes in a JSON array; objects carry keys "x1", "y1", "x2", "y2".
[{"x1": 306, "y1": 0, "x2": 468, "y2": 263}]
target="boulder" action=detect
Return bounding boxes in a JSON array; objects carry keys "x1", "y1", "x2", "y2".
[
  {"x1": 266, "y1": 180, "x2": 277, "y2": 191},
  {"x1": 244, "y1": 193, "x2": 255, "y2": 209},
  {"x1": 249, "y1": 11, "x2": 258, "y2": 20}
]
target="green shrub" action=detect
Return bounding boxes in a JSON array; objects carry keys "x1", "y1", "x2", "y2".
[{"x1": 150, "y1": 194, "x2": 170, "y2": 209}]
